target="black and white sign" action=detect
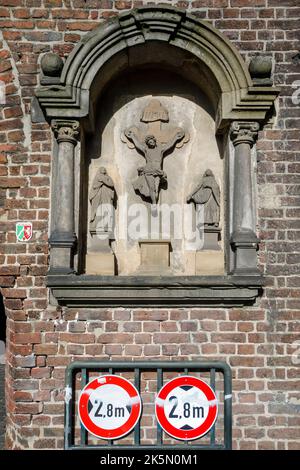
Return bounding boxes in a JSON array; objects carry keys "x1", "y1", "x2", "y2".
[
  {"x1": 155, "y1": 376, "x2": 218, "y2": 440},
  {"x1": 78, "y1": 375, "x2": 142, "y2": 439}
]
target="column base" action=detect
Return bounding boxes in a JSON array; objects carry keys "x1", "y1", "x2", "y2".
[
  {"x1": 48, "y1": 266, "x2": 76, "y2": 275},
  {"x1": 231, "y1": 229, "x2": 260, "y2": 276},
  {"x1": 49, "y1": 231, "x2": 77, "y2": 274}
]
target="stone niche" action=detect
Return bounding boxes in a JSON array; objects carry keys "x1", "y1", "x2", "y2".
[
  {"x1": 35, "y1": 6, "x2": 279, "y2": 306},
  {"x1": 85, "y1": 69, "x2": 224, "y2": 277}
]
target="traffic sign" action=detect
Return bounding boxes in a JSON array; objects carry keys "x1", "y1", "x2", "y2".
[
  {"x1": 78, "y1": 375, "x2": 142, "y2": 440},
  {"x1": 155, "y1": 375, "x2": 218, "y2": 440}
]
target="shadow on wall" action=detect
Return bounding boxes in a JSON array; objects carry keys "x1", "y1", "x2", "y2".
[{"x1": 0, "y1": 293, "x2": 6, "y2": 449}]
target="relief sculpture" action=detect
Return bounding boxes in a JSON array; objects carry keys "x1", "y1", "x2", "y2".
[
  {"x1": 122, "y1": 99, "x2": 189, "y2": 204},
  {"x1": 89, "y1": 166, "x2": 115, "y2": 237},
  {"x1": 187, "y1": 169, "x2": 220, "y2": 227},
  {"x1": 187, "y1": 169, "x2": 221, "y2": 251}
]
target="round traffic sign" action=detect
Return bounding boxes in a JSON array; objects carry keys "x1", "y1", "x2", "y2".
[
  {"x1": 78, "y1": 375, "x2": 142, "y2": 440},
  {"x1": 155, "y1": 376, "x2": 218, "y2": 441}
]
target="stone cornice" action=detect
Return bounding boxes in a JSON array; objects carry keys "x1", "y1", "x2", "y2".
[{"x1": 47, "y1": 274, "x2": 263, "y2": 308}]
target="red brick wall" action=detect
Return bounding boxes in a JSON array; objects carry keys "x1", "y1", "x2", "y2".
[{"x1": 0, "y1": 0, "x2": 300, "y2": 450}]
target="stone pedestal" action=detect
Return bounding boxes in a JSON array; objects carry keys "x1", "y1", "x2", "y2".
[
  {"x1": 89, "y1": 230, "x2": 114, "y2": 252},
  {"x1": 86, "y1": 252, "x2": 115, "y2": 275},
  {"x1": 85, "y1": 231, "x2": 115, "y2": 275},
  {"x1": 203, "y1": 227, "x2": 221, "y2": 250},
  {"x1": 137, "y1": 240, "x2": 171, "y2": 275},
  {"x1": 195, "y1": 251, "x2": 224, "y2": 275}
]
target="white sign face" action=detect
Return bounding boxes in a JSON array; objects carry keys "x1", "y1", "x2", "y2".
[
  {"x1": 78, "y1": 375, "x2": 142, "y2": 440},
  {"x1": 164, "y1": 386, "x2": 210, "y2": 428},
  {"x1": 88, "y1": 383, "x2": 133, "y2": 430},
  {"x1": 155, "y1": 376, "x2": 218, "y2": 440}
]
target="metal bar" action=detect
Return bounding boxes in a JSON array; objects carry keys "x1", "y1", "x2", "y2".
[
  {"x1": 134, "y1": 368, "x2": 140, "y2": 446},
  {"x1": 108, "y1": 367, "x2": 113, "y2": 446},
  {"x1": 223, "y1": 364, "x2": 232, "y2": 450},
  {"x1": 68, "y1": 444, "x2": 225, "y2": 451},
  {"x1": 157, "y1": 368, "x2": 163, "y2": 445},
  {"x1": 80, "y1": 368, "x2": 88, "y2": 446},
  {"x1": 210, "y1": 368, "x2": 216, "y2": 446},
  {"x1": 64, "y1": 365, "x2": 74, "y2": 450},
  {"x1": 183, "y1": 366, "x2": 189, "y2": 447},
  {"x1": 66, "y1": 361, "x2": 228, "y2": 372}
]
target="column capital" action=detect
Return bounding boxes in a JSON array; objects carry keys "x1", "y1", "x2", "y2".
[
  {"x1": 230, "y1": 121, "x2": 259, "y2": 147},
  {"x1": 51, "y1": 119, "x2": 80, "y2": 145}
]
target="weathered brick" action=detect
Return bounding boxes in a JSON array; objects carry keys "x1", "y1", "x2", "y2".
[
  {"x1": 2, "y1": 288, "x2": 27, "y2": 299},
  {"x1": 13, "y1": 355, "x2": 36, "y2": 368},
  {"x1": 231, "y1": 0, "x2": 264, "y2": 5},
  {"x1": 33, "y1": 439, "x2": 56, "y2": 449},
  {"x1": 153, "y1": 333, "x2": 190, "y2": 344},
  {"x1": 0, "y1": 276, "x2": 15, "y2": 287},
  {"x1": 144, "y1": 345, "x2": 160, "y2": 356},
  {"x1": 97, "y1": 333, "x2": 133, "y2": 344},
  {"x1": 33, "y1": 344, "x2": 57, "y2": 355},
  {"x1": 15, "y1": 403, "x2": 43, "y2": 414},
  {"x1": 12, "y1": 332, "x2": 41, "y2": 344},
  {"x1": 59, "y1": 333, "x2": 95, "y2": 344},
  {"x1": 31, "y1": 368, "x2": 51, "y2": 379},
  {"x1": 13, "y1": 391, "x2": 33, "y2": 402},
  {"x1": 133, "y1": 310, "x2": 168, "y2": 321},
  {"x1": 211, "y1": 333, "x2": 246, "y2": 343}
]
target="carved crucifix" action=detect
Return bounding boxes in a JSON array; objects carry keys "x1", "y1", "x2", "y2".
[{"x1": 122, "y1": 99, "x2": 189, "y2": 204}]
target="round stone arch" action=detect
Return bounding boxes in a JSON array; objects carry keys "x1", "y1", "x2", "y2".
[
  {"x1": 36, "y1": 5, "x2": 279, "y2": 307},
  {"x1": 37, "y1": 5, "x2": 277, "y2": 129}
]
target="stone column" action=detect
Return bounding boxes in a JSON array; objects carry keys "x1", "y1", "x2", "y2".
[
  {"x1": 230, "y1": 121, "x2": 260, "y2": 275},
  {"x1": 49, "y1": 120, "x2": 79, "y2": 274}
]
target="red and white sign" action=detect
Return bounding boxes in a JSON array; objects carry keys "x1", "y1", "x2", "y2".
[
  {"x1": 78, "y1": 375, "x2": 141, "y2": 440},
  {"x1": 155, "y1": 376, "x2": 218, "y2": 441}
]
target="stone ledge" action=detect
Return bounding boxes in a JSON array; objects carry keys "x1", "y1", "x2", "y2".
[{"x1": 47, "y1": 274, "x2": 263, "y2": 307}]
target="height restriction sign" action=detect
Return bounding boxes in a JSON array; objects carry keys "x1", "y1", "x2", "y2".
[
  {"x1": 78, "y1": 375, "x2": 142, "y2": 440},
  {"x1": 155, "y1": 376, "x2": 218, "y2": 441}
]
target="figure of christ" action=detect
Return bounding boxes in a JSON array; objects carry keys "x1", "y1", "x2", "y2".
[{"x1": 125, "y1": 128, "x2": 185, "y2": 204}]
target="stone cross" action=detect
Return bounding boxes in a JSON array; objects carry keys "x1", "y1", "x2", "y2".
[{"x1": 122, "y1": 99, "x2": 189, "y2": 204}]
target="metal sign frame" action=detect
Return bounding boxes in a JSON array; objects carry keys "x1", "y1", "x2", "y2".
[{"x1": 64, "y1": 361, "x2": 232, "y2": 450}]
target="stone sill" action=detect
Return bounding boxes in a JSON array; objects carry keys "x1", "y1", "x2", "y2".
[{"x1": 47, "y1": 274, "x2": 263, "y2": 308}]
